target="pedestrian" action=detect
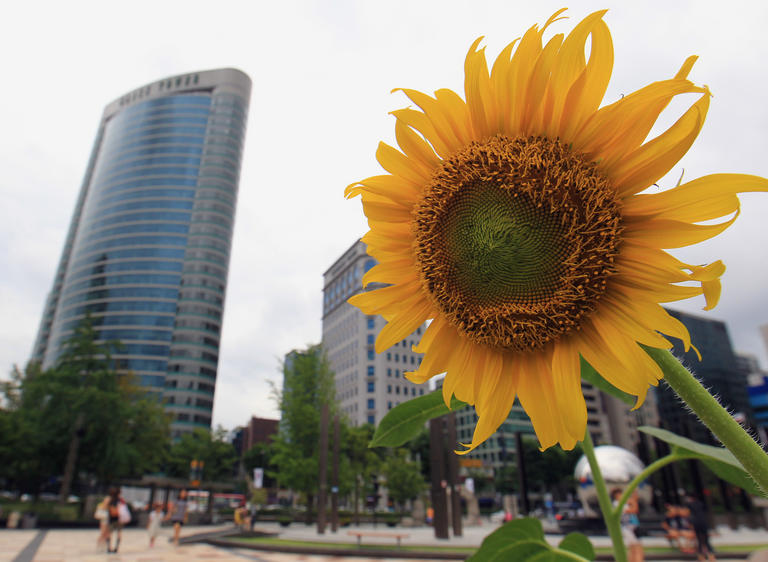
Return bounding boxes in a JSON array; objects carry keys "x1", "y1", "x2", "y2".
[
  {"x1": 94, "y1": 495, "x2": 110, "y2": 551},
  {"x1": 166, "y1": 489, "x2": 189, "y2": 547},
  {"x1": 105, "y1": 487, "x2": 125, "y2": 553},
  {"x1": 147, "y1": 502, "x2": 164, "y2": 547},
  {"x1": 612, "y1": 489, "x2": 644, "y2": 562},
  {"x1": 686, "y1": 495, "x2": 716, "y2": 561}
]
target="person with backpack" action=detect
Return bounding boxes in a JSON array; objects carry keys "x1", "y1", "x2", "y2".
[{"x1": 105, "y1": 487, "x2": 130, "y2": 553}]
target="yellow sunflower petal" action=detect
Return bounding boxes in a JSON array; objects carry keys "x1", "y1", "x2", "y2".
[
  {"x1": 507, "y1": 22, "x2": 547, "y2": 133},
  {"x1": 551, "y1": 339, "x2": 589, "y2": 443},
  {"x1": 594, "y1": 298, "x2": 673, "y2": 349},
  {"x1": 395, "y1": 119, "x2": 440, "y2": 172},
  {"x1": 573, "y1": 79, "x2": 705, "y2": 165},
  {"x1": 390, "y1": 107, "x2": 453, "y2": 158},
  {"x1": 464, "y1": 37, "x2": 495, "y2": 139},
  {"x1": 546, "y1": 10, "x2": 609, "y2": 137},
  {"x1": 612, "y1": 276, "x2": 704, "y2": 304},
  {"x1": 623, "y1": 212, "x2": 739, "y2": 249},
  {"x1": 362, "y1": 258, "x2": 417, "y2": 288},
  {"x1": 517, "y1": 352, "x2": 574, "y2": 450},
  {"x1": 360, "y1": 192, "x2": 413, "y2": 223},
  {"x1": 347, "y1": 280, "x2": 421, "y2": 315},
  {"x1": 375, "y1": 294, "x2": 433, "y2": 353},
  {"x1": 605, "y1": 289, "x2": 693, "y2": 351},
  {"x1": 613, "y1": 89, "x2": 710, "y2": 197},
  {"x1": 345, "y1": 174, "x2": 420, "y2": 204},
  {"x1": 457, "y1": 351, "x2": 519, "y2": 454},
  {"x1": 521, "y1": 33, "x2": 564, "y2": 134},
  {"x1": 559, "y1": 17, "x2": 613, "y2": 140},
  {"x1": 376, "y1": 142, "x2": 431, "y2": 184},
  {"x1": 623, "y1": 174, "x2": 768, "y2": 220},
  {"x1": 440, "y1": 335, "x2": 477, "y2": 407},
  {"x1": 395, "y1": 88, "x2": 465, "y2": 153}
]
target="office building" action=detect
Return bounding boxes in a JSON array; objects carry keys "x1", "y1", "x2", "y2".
[
  {"x1": 656, "y1": 309, "x2": 755, "y2": 442},
  {"x1": 322, "y1": 240, "x2": 427, "y2": 426},
  {"x1": 31, "y1": 69, "x2": 251, "y2": 438}
]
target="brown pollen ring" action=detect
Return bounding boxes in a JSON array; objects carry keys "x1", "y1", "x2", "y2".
[{"x1": 412, "y1": 135, "x2": 621, "y2": 351}]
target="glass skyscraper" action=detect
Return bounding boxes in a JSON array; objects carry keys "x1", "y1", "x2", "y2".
[{"x1": 32, "y1": 69, "x2": 251, "y2": 438}]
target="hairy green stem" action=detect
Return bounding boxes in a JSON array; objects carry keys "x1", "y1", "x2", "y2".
[
  {"x1": 645, "y1": 347, "x2": 768, "y2": 496},
  {"x1": 582, "y1": 430, "x2": 627, "y2": 562}
]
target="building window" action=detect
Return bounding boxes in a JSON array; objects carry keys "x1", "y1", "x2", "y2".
[
  {"x1": 411, "y1": 356, "x2": 415, "y2": 365},
  {"x1": 367, "y1": 334, "x2": 374, "y2": 345},
  {"x1": 387, "y1": 368, "x2": 391, "y2": 377},
  {"x1": 419, "y1": 389, "x2": 424, "y2": 395},
  {"x1": 368, "y1": 381, "x2": 375, "y2": 392},
  {"x1": 387, "y1": 352, "x2": 391, "y2": 360},
  {"x1": 396, "y1": 387, "x2": 400, "y2": 395},
  {"x1": 367, "y1": 398, "x2": 375, "y2": 409},
  {"x1": 387, "y1": 385, "x2": 392, "y2": 393},
  {"x1": 368, "y1": 415, "x2": 375, "y2": 424},
  {"x1": 367, "y1": 349, "x2": 375, "y2": 360},
  {"x1": 364, "y1": 259, "x2": 375, "y2": 273},
  {"x1": 367, "y1": 366, "x2": 375, "y2": 376},
  {"x1": 367, "y1": 317, "x2": 375, "y2": 329},
  {"x1": 395, "y1": 354, "x2": 399, "y2": 362},
  {"x1": 388, "y1": 401, "x2": 392, "y2": 410},
  {"x1": 395, "y1": 370, "x2": 400, "y2": 378}
]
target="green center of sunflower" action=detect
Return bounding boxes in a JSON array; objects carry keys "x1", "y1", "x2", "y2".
[
  {"x1": 413, "y1": 135, "x2": 621, "y2": 352},
  {"x1": 443, "y1": 183, "x2": 570, "y2": 305}
]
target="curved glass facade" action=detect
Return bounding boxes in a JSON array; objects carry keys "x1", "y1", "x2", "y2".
[{"x1": 33, "y1": 69, "x2": 251, "y2": 438}]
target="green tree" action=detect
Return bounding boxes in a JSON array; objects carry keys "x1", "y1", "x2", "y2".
[
  {"x1": 269, "y1": 345, "x2": 336, "y2": 521},
  {"x1": 0, "y1": 320, "x2": 170, "y2": 496},
  {"x1": 381, "y1": 448, "x2": 426, "y2": 513},
  {"x1": 167, "y1": 426, "x2": 237, "y2": 483}
]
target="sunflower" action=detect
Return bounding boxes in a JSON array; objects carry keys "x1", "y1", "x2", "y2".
[{"x1": 346, "y1": 9, "x2": 768, "y2": 452}]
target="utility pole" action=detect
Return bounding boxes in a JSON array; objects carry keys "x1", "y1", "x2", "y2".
[
  {"x1": 446, "y1": 413, "x2": 462, "y2": 537},
  {"x1": 429, "y1": 417, "x2": 449, "y2": 539},
  {"x1": 515, "y1": 432, "x2": 530, "y2": 515}
]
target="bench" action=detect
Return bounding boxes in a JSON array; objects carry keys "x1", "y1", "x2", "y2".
[{"x1": 347, "y1": 530, "x2": 410, "y2": 548}]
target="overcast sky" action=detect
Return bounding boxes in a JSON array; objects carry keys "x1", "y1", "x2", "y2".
[{"x1": 2, "y1": 1, "x2": 767, "y2": 430}]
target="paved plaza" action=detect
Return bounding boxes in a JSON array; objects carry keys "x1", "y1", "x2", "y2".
[{"x1": 1, "y1": 522, "x2": 767, "y2": 561}]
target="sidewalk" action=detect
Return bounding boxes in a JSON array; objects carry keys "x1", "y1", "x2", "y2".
[{"x1": 1, "y1": 522, "x2": 766, "y2": 561}]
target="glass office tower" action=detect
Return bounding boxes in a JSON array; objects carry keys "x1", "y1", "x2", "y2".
[{"x1": 32, "y1": 69, "x2": 251, "y2": 437}]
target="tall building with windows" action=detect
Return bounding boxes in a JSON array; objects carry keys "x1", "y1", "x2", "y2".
[
  {"x1": 656, "y1": 308, "x2": 755, "y2": 443},
  {"x1": 322, "y1": 240, "x2": 427, "y2": 426},
  {"x1": 31, "y1": 69, "x2": 251, "y2": 438}
]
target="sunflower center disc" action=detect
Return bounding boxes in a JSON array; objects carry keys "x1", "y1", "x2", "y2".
[{"x1": 413, "y1": 135, "x2": 621, "y2": 351}]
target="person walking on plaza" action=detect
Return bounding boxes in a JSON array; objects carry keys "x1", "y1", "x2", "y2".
[
  {"x1": 166, "y1": 489, "x2": 189, "y2": 547},
  {"x1": 686, "y1": 495, "x2": 716, "y2": 561},
  {"x1": 147, "y1": 502, "x2": 164, "y2": 547},
  {"x1": 105, "y1": 487, "x2": 129, "y2": 553},
  {"x1": 94, "y1": 495, "x2": 110, "y2": 551}
]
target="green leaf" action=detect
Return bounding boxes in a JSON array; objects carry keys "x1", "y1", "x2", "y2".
[
  {"x1": 579, "y1": 357, "x2": 634, "y2": 406},
  {"x1": 639, "y1": 426, "x2": 763, "y2": 497},
  {"x1": 468, "y1": 518, "x2": 592, "y2": 561},
  {"x1": 369, "y1": 390, "x2": 466, "y2": 448},
  {"x1": 558, "y1": 533, "x2": 595, "y2": 561}
]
